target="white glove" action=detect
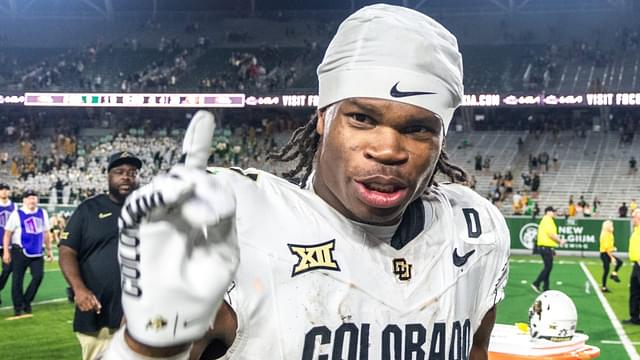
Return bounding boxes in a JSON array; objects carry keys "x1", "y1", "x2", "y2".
[{"x1": 118, "y1": 111, "x2": 239, "y2": 347}]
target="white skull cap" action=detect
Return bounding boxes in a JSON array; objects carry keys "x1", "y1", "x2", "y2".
[{"x1": 317, "y1": 4, "x2": 464, "y2": 134}]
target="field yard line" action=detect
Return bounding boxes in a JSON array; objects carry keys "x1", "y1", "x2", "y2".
[
  {"x1": 0, "y1": 297, "x2": 67, "y2": 311},
  {"x1": 602, "y1": 340, "x2": 640, "y2": 345},
  {"x1": 580, "y1": 261, "x2": 640, "y2": 360},
  {"x1": 510, "y1": 259, "x2": 601, "y2": 265}
]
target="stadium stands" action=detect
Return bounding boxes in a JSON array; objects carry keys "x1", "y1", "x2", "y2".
[
  {"x1": 4, "y1": 42, "x2": 640, "y2": 94},
  {"x1": 0, "y1": 8, "x2": 638, "y2": 219},
  {"x1": 1, "y1": 109, "x2": 637, "y2": 219},
  {"x1": 532, "y1": 131, "x2": 640, "y2": 217},
  {"x1": 2, "y1": 10, "x2": 640, "y2": 94},
  {"x1": 444, "y1": 129, "x2": 640, "y2": 218}
]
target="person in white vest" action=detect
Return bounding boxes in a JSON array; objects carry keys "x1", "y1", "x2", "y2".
[
  {"x1": 2, "y1": 189, "x2": 52, "y2": 316},
  {"x1": 102, "y1": 4, "x2": 510, "y2": 360},
  {"x1": 0, "y1": 182, "x2": 16, "y2": 306}
]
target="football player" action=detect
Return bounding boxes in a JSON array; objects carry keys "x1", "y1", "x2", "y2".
[{"x1": 103, "y1": 4, "x2": 510, "y2": 360}]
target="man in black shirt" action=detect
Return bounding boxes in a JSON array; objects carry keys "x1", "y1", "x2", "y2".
[
  {"x1": 59, "y1": 151, "x2": 142, "y2": 360},
  {"x1": 474, "y1": 153, "x2": 482, "y2": 171},
  {"x1": 620, "y1": 202, "x2": 629, "y2": 218}
]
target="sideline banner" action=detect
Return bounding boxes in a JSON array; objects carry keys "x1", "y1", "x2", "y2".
[{"x1": 507, "y1": 216, "x2": 632, "y2": 253}]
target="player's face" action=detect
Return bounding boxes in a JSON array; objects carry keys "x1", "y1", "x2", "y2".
[
  {"x1": 23, "y1": 195, "x2": 37, "y2": 209},
  {"x1": 108, "y1": 164, "x2": 139, "y2": 200},
  {"x1": 0, "y1": 188, "x2": 9, "y2": 200},
  {"x1": 314, "y1": 98, "x2": 443, "y2": 225}
]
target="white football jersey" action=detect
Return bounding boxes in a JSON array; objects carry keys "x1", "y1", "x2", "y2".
[{"x1": 208, "y1": 167, "x2": 510, "y2": 360}]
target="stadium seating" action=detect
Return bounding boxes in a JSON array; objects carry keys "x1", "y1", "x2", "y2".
[
  {"x1": 531, "y1": 131, "x2": 640, "y2": 217},
  {"x1": 2, "y1": 110, "x2": 638, "y2": 218},
  {"x1": 4, "y1": 43, "x2": 639, "y2": 93},
  {"x1": 2, "y1": 9, "x2": 640, "y2": 94},
  {"x1": 0, "y1": 10, "x2": 638, "y2": 218}
]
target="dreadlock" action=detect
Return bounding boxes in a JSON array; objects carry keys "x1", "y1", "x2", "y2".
[
  {"x1": 267, "y1": 114, "x2": 470, "y2": 189},
  {"x1": 433, "y1": 144, "x2": 469, "y2": 186},
  {"x1": 267, "y1": 113, "x2": 320, "y2": 187}
]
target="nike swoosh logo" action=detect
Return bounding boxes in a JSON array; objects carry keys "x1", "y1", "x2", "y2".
[
  {"x1": 452, "y1": 248, "x2": 476, "y2": 267},
  {"x1": 98, "y1": 212, "x2": 112, "y2": 219},
  {"x1": 390, "y1": 82, "x2": 436, "y2": 98}
]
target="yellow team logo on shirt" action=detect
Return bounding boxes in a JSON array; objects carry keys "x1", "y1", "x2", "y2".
[
  {"x1": 60, "y1": 231, "x2": 69, "y2": 240},
  {"x1": 98, "y1": 212, "x2": 112, "y2": 219},
  {"x1": 288, "y1": 239, "x2": 340, "y2": 277},
  {"x1": 392, "y1": 258, "x2": 412, "y2": 281},
  {"x1": 145, "y1": 316, "x2": 168, "y2": 331}
]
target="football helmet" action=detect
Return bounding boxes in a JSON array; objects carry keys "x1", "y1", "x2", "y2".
[{"x1": 528, "y1": 290, "x2": 578, "y2": 342}]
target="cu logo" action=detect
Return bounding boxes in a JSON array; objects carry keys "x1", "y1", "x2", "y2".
[
  {"x1": 519, "y1": 223, "x2": 539, "y2": 250},
  {"x1": 392, "y1": 258, "x2": 412, "y2": 281}
]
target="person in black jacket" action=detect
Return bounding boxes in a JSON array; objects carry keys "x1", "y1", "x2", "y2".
[{"x1": 58, "y1": 152, "x2": 142, "y2": 360}]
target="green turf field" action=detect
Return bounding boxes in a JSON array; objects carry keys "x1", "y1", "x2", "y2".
[
  {"x1": 1, "y1": 255, "x2": 640, "y2": 359},
  {"x1": 503, "y1": 255, "x2": 637, "y2": 359},
  {"x1": 0, "y1": 261, "x2": 81, "y2": 359}
]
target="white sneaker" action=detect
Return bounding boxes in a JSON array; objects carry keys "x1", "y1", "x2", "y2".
[{"x1": 530, "y1": 283, "x2": 541, "y2": 293}]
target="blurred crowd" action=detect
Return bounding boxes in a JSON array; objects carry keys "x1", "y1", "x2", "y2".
[
  {"x1": 0, "y1": 108, "x2": 637, "y2": 219},
  {"x1": 0, "y1": 45, "x2": 103, "y2": 91},
  {"x1": 0, "y1": 112, "x2": 303, "y2": 206},
  {"x1": 520, "y1": 23, "x2": 640, "y2": 92}
]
